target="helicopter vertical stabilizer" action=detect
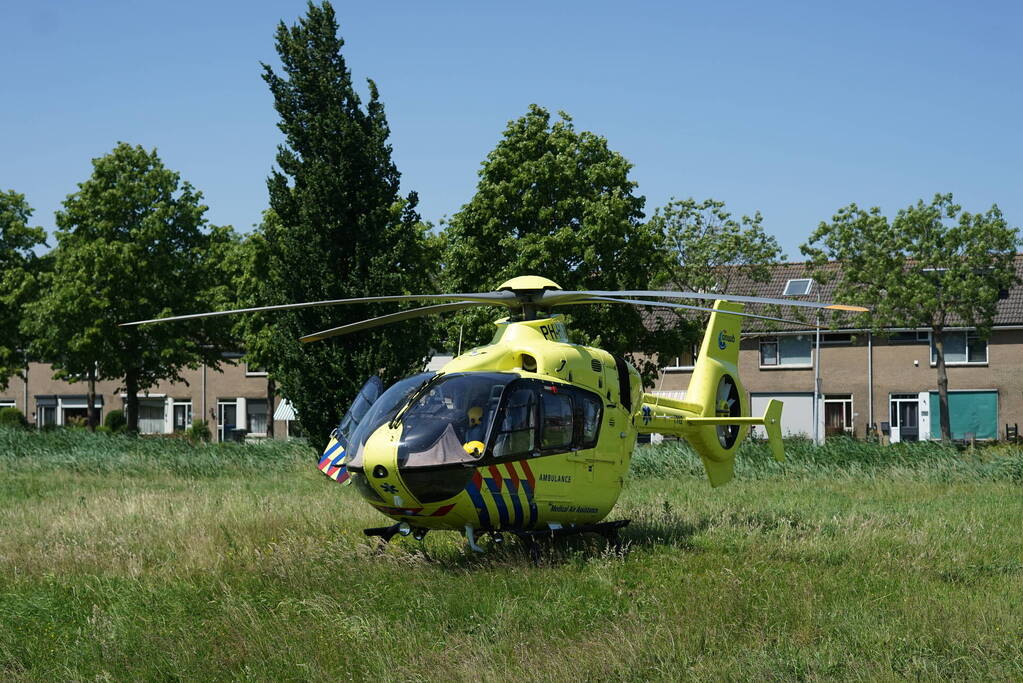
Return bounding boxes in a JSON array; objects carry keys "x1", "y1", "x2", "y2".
[{"x1": 636, "y1": 300, "x2": 785, "y2": 486}]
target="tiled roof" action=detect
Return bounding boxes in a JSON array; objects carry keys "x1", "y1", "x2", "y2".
[{"x1": 640, "y1": 254, "x2": 1023, "y2": 333}]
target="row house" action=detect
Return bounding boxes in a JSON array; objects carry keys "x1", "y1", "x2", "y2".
[
  {"x1": 653, "y1": 256, "x2": 1023, "y2": 442},
  {"x1": 1, "y1": 355, "x2": 293, "y2": 441}
]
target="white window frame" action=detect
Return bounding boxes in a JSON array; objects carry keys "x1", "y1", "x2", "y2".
[
  {"x1": 823, "y1": 394, "x2": 854, "y2": 434},
  {"x1": 245, "y1": 398, "x2": 269, "y2": 437},
  {"x1": 0, "y1": 399, "x2": 15, "y2": 409},
  {"x1": 218, "y1": 399, "x2": 239, "y2": 442},
  {"x1": 244, "y1": 363, "x2": 268, "y2": 377},
  {"x1": 663, "y1": 343, "x2": 700, "y2": 371},
  {"x1": 172, "y1": 400, "x2": 193, "y2": 432},
  {"x1": 888, "y1": 330, "x2": 929, "y2": 345},
  {"x1": 930, "y1": 330, "x2": 988, "y2": 366},
  {"x1": 819, "y1": 333, "x2": 855, "y2": 346},
  {"x1": 759, "y1": 335, "x2": 813, "y2": 369}
]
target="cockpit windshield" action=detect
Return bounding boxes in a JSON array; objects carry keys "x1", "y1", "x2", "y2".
[
  {"x1": 344, "y1": 372, "x2": 434, "y2": 470},
  {"x1": 396, "y1": 373, "x2": 518, "y2": 469}
]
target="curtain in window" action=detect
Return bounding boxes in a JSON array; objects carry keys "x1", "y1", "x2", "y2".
[
  {"x1": 247, "y1": 399, "x2": 268, "y2": 435},
  {"x1": 933, "y1": 333, "x2": 967, "y2": 363},
  {"x1": 139, "y1": 402, "x2": 165, "y2": 434},
  {"x1": 778, "y1": 336, "x2": 811, "y2": 365}
]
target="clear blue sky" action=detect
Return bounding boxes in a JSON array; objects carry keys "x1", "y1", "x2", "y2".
[{"x1": 3, "y1": 0, "x2": 1021, "y2": 259}]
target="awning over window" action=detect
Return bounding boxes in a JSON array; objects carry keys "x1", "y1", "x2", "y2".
[{"x1": 273, "y1": 399, "x2": 297, "y2": 421}]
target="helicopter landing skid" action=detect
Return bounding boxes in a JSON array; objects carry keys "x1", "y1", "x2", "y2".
[
  {"x1": 363, "y1": 523, "x2": 403, "y2": 543},
  {"x1": 511, "y1": 519, "x2": 631, "y2": 563}
]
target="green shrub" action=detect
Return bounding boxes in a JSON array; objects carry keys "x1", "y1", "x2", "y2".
[
  {"x1": 104, "y1": 409, "x2": 127, "y2": 433},
  {"x1": 185, "y1": 419, "x2": 211, "y2": 443},
  {"x1": 0, "y1": 407, "x2": 28, "y2": 429}
]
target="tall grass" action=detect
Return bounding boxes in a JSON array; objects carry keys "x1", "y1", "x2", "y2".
[
  {"x1": 0, "y1": 429, "x2": 1020, "y2": 680},
  {"x1": 0, "y1": 427, "x2": 311, "y2": 477},
  {"x1": 632, "y1": 435, "x2": 1023, "y2": 483}
]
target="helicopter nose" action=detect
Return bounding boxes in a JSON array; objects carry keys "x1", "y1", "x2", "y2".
[{"x1": 359, "y1": 424, "x2": 409, "y2": 504}]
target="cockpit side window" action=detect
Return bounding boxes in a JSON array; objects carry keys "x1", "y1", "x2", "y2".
[
  {"x1": 540, "y1": 391, "x2": 573, "y2": 450},
  {"x1": 491, "y1": 386, "x2": 537, "y2": 459},
  {"x1": 486, "y1": 380, "x2": 603, "y2": 461},
  {"x1": 577, "y1": 392, "x2": 602, "y2": 448}
]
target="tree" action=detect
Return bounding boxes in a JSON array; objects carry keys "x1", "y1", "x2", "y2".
[
  {"x1": 441, "y1": 104, "x2": 683, "y2": 381},
  {"x1": 649, "y1": 197, "x2": 783, "y2": 349},
  {"x1": 224, "y1": 216, "x2": 277, "y2": 438},
  {"x1": 24, "y1": 143, "x2": 233, "y2": 432},
  {"x1": 801, "y1": 193, "x2": 1019, "y2": 441},
  {"x1": 0, "y1": 191, "x2": 47, "y2": 390},
  {"x1": 260, "y1": 1, "x2": 436, "y2": 450}
]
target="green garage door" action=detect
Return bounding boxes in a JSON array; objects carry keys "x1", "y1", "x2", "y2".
[{"x1": 928, "y1": 391, "x2": 997, "y2": 440}]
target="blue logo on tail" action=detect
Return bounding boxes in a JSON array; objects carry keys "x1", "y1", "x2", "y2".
[{"x1": 717, "y1": 330, "x2": 735, "y2": 350}]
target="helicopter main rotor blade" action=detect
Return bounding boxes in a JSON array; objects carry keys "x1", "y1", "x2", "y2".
[
  {"x1": 120, "y1": 291, "x2": 518, "y2": 327},
  {"x1": 300, "y1": 301, "x2": 488, "y2": 343},
  {"x1": 539, "y1": 289, "x2": 869, "y2": 312},
  {"x1": 567, "y1": 296, "x2": 822, "y2": 328}
]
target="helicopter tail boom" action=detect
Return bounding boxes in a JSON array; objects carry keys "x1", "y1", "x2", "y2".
[{"x1": 635, "y1": 300, "x2": 785, "y2": 486}]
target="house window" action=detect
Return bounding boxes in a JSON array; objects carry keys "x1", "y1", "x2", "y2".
[
  {"x1": 0, "y1": 399, "x2": 15, "y2": 409},
  {"x1": 138, "y1": 399, "x2": 166, "y2": 434},
  {"x1": 172, "y1": 400, "x2": 192, "y2": 432},
  {"x1": 824, "y1": 394, "x2": 853, "y2": 436},
  {"x1": 245, "y1": 363, "x2": 268, "y2": 377},
  {"x1": 931, "y1": 331, "x2": 987, "y2": 365},
  {"x1": 760, "y1": 335, "x2": 812, "y2": 367},
  {"x1": 820, "y1": 333, "x2": 854, "y2": 346},
  {"x1": 247, "y1": 399, "x2": 269, "y2": 436},
  {"x1": 36, "y1": 397, "x2": 57, "y2": 427},
  {"x1": 664, "y1": 343, "x2": 699, "y2": 370},
  {"x1": 889, "y1": 330, "x2": 929, "y2": 345},
  {"x1": 783, "y1": 278, "x2": 813, "y2": 296}
]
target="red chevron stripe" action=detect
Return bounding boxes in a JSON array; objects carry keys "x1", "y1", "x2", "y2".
[
  {"x1": 503, "y1": 462, "x2": 520, "y2": 492},
  {"x1": 471, "y1": 469, "x2": 483, "y2": 491},
  {"x1": 430, "y1": 504, "x2": 456, "y2": 517},
  {"x1": 519, "y1": 459, "x2": 536, "y2": 490},
  {"x1": 487, "y1": 465, "x2": 503, "y2": 491}
]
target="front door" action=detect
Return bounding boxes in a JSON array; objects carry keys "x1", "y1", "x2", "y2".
[
  {"x1": 218, "y1": 401, "x2": 237, "y2": 442},
  {"x1": 891, "y1": 395, "x2": 919, "y2": 442}
]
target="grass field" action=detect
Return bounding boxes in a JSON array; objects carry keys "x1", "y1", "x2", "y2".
[{"x1": 0, "y1": 429, "x2": 1021, "y2": 681}]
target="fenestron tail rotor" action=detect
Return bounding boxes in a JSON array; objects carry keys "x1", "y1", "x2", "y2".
[{"x1": 120, "y1": 274, "x2": 868, "y2": 340}]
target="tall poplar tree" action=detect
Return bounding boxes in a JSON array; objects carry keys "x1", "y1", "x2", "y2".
[{"x1": 261, "y1": 2, "x2": 435, "y2": 449}]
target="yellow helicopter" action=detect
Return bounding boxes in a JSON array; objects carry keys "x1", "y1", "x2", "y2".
[{"x1": 126, "y1": 276, "x2": 866, "y2": 553}]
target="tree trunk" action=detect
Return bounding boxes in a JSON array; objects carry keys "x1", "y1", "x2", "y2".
[
  {"x1": 266, "y1": 377, "x2": 276, "y2": 439},
  {"x1": 933, "y1": 326, "x2": 952, "y2": 442},
  {"x1": 125, "y1": 368, "x2": 140, "y2": 434},
  {"x1": 87, "y1": 366, "x2": 98, "y2": 432}
]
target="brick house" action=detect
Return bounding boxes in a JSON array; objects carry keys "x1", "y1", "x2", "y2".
[
  {"x1": 653, "y1": 256, "x2": 1023, "y2": 442},
  {"x1": 0, "y1": 355, "x2": 292, "y2": 440}
]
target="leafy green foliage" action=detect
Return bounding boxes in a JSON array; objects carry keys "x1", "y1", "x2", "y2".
[
  {"x1": 441, "y1": 105, "x2": 681, "y2": 382},
  {"x1": 260, "y1": 2, "x2": 436, "y2": 449},
  {"x1": 0, "y1": 191, "x2": 47, "y2": 389},
  {"x1": 0, "y1": 407, "x2": 28, "y2": 429},
  {"x1": 102, "y1": 409, "x2": 126, "y2": 433},
  {"x1": 185, "y1": 418, "x2": 212, "y2": 443},
  {"x1": 649, "y1": 197, "x2": 783, "y2": 342},
  {"x1": 22, "y1": 143, "x2": 234, "y2": 432},
  {"x1": 801, "y1": 194, "x2": 1020, "y2": 440}
]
